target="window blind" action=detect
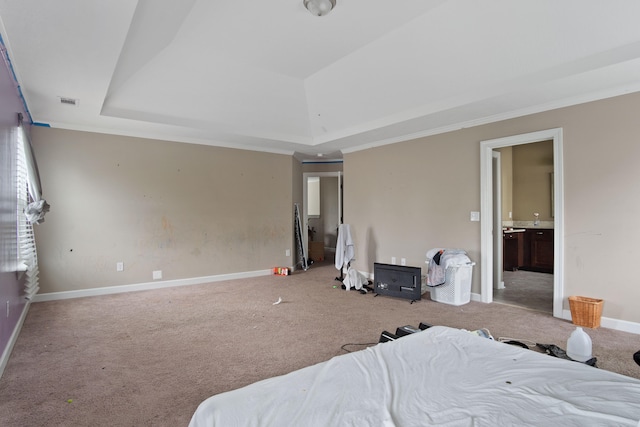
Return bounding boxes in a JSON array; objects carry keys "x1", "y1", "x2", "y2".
[{"x1": 16, "y1": 125, "x2": 39, "y2": 300}]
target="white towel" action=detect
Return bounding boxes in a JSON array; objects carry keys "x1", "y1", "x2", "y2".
[
  {"x1": 335, "y1": 224, "x2": 355, "y2": 270},
  {"x1": 343, "y1": 266, "x2": 368, "y2": 291}
]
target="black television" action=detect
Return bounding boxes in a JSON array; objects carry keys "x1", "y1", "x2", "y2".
[{"x1": 373, "y1": 263, "x2": 422, "y2": 302}]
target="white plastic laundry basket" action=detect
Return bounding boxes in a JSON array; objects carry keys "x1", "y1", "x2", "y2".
[
  {"x1": 425, "y1": 248, "x2": 475, "y2": 306},
  {"x1": 430, "y1": 263, "x2": 474, "y2": 306}
]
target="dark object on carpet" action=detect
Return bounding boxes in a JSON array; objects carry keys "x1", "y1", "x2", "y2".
[
  {"x1": 537, "y1": 343, "x2": 598, "y2": 367},
  {"x1": 634, "y1": 350, "x2": 640, "y2": 366},
  {"x1": 395, "y1": 325, "x2": 421, "y2": 337},
  {"x1": 419, "y1": 322, "x2": 434, "y2": 330},
  {"x1": 379, "y1": 330, "x2": 399, "y2": 343},
  {"x1": 503, "y1": 340, "x2": 530, "y2": 349},
  {"x1": 340, "y1": 283, "x2": 374, "y2": 294}
]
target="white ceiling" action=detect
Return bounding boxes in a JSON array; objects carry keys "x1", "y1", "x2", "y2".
[{"x1": 2, "y1": 0, "x2": 640, "y2": 161}]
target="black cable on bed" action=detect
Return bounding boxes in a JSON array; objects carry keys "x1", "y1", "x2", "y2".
[{"x1": 340, "y1": 343, "x2": 378, "y2": 353}]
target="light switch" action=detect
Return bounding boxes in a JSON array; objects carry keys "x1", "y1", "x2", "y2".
[{"x1": 470, "y1": 211, "x2": 480, "y2": 221}]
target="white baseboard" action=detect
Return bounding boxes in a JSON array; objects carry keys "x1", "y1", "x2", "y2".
[
  {"x1": 0, "y1": 301, "x2": 30, "y2": 380},
  {"x1": 32, "y1": 269, "x2": 273, "y2": 302},
  {"x1": 30, "y1": 274, "x2": 640, "y2": 336},
  {"x1": 561, "y1": 309, "x2": 640, "y2": 335},
  {"x1": 471, "y1": 293, "x2": 640, "y2": 335}
]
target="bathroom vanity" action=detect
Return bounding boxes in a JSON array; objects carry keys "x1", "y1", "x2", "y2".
[{"x1": 503, "y1": 228, "x2": 553, "y2": 273}]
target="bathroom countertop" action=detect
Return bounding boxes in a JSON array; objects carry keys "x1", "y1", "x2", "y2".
[{"x1": 504, "y1": 221, "x2": 554, "y2": 229}]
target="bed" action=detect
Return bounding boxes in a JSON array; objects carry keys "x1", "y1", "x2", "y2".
[{"x1": 189, "y1": 326, "x2": 640, "y2": 426}]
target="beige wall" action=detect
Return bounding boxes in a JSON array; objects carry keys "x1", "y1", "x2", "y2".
[
  {"x1": 499, "y1": 141, "x2": 554, "y2": 224},
  {"x1": 345, "y1": 132, "x2": 479, "y2": 272},
  {"x1": 28, "y1": 92, "x2": 640, "y2": 324},
  {"x1": 345, "y1": 92, "x2": 640, "y2": 324},
  {"x1": 32, "y1": 127, "x2": 294, "y2": 293},
  {"x1": 498, "y1": 146, "x2": 513, "y2": 221},
  {"x1": 512, "y1": 140, "x2": 553, "y2": 222}
]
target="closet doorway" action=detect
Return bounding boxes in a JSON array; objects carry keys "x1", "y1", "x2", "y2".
[
  {"x1": 302, "y1": 172, "x2": 342, "y2": 265},
  {"x1": 480, "y1": 128, "x2": 565, "y2": 319}
]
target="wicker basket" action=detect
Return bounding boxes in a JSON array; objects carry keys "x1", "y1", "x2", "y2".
[{"x1": 569, "y1": 296, "x2": 603, "y2": 328}]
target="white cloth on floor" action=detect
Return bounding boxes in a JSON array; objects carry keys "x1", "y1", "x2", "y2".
[
  {"x1": 343, "y1": 266, "x2": 369, "y2": 291},
  {"x1": 335, "y1": 224, "x2": 355, "y2": 270}
]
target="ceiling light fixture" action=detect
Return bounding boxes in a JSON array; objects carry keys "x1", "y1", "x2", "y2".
[{"x1": 304, "y1": 0, "x2": 336, "y2": 16}]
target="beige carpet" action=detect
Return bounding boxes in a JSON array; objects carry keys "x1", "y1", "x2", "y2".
[{"x1": 1, "y1": 262, "x2": 639, "y2": 426}]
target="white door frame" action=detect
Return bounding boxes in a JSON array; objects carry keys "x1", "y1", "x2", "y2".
[
  {"x1": 492, "y1": 151, "x2": 504, "y2": 290},
  {"x1": 480, "y1": 128, "x2": 564, "y2": 319},
  {"x1": 302, "y1": 172, "x2": 342, "y2": 254}
]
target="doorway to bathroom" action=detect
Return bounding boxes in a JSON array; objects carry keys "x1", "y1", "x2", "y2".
[
  {"x1": 493, "y1": 141, "x2": 554, "y2": 313},
  {"x1": 480, "y1": 128, "x2": 564, "y2": 319}
]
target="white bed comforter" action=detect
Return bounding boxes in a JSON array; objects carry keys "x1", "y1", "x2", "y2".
[{"x1": 189, "y1": 326, "x2": 640, "y2": 426}]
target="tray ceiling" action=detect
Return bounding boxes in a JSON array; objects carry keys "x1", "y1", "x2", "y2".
[{"x1": 2, "y1": 0, "x2": 640, "y2": 161}]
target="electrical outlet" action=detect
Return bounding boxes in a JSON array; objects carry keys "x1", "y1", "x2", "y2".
[
  {"x1": 116, "y1": 262, "x2": 124, "y2": 272},
  {"x1": 401, "y1": 258, "x2": 406, "y2": 266},
  {"x1": 285, "y1": 249, "x2": 291, "y2": 257},
  {"x1": 391, "y1": 257, "x2": 397, "y2": 264},
  {"x1": 153, "y1": 270, "x2": 162, "y2": 280}
]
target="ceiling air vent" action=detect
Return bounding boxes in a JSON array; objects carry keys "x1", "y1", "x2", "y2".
[{"x1": 59, "y1": 97, "x2": 78, "y2": 106}]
